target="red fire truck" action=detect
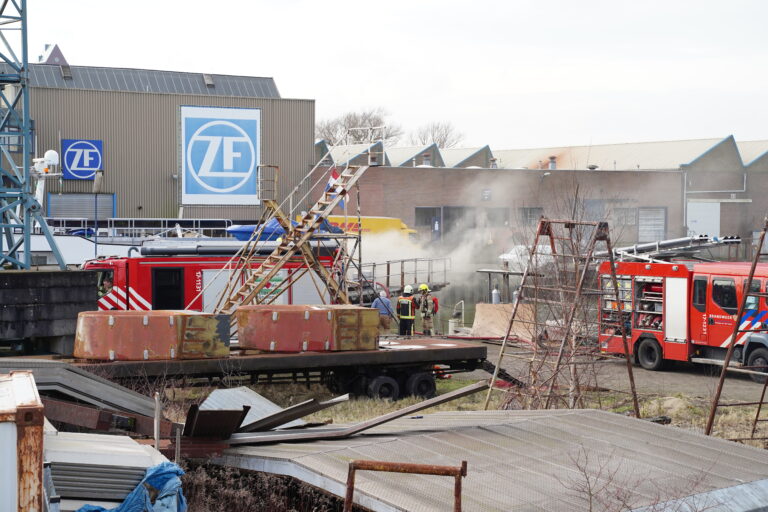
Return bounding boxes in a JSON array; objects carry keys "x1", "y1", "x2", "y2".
[
  {"x1": 83, "y1": 243, "x2": 336, "y2": 312},
  {"x1": 598, "y1": 261, "x2": 768, "y2": 380}
]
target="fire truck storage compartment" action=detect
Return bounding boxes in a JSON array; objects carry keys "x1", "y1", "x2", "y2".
[
  {"x1": 635, "y1": 276, "x2": 663, "y2": 331},
  {"x1": 152, "y1": 268, "x2": 184, "y2": 310},
  {"x1": 664, "y1": 277, "x2": 689, "y2": 342},
  {"x1": 600, "y1": 275, "x2": 632, "y2": 337}
]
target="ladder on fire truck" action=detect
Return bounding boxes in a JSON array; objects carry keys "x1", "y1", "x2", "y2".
[
  {"x1": 705, "y1": 216, "x2": 768, "y2": 441},
  {"x1": 483, "y1": 217, "x2": 641, "y2": 417},
  {"x1": 213, "y1": 165, "x2": 369, "y2": 316},
  {"x1": 595, "y1": 234, "x2": 742, "y2": 262}
]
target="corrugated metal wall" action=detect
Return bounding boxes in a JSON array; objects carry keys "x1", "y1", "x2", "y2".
[{"x1": 30, "y1": 88, "x2": 315, "y2": 220}]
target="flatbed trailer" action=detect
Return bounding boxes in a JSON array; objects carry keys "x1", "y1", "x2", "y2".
[{"x1": 73, "y1": 337, "x2": 486, "y2": 399}]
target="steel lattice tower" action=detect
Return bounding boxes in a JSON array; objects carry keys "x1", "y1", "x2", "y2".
[{"x1": 0, "y1": 0, "x2": 64, "y2": 269}]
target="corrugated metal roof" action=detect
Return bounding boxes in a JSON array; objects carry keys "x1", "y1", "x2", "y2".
[
  {"x1": 218, "y1": 409, "x2": 768, "y2": 512},
  {"x1": 26, "y1": 64, "x2": 280, "y2": 98},
  {"x1": 441, "y1": 147, "x2": 488, "y2": 167},
  {"x1": 492, "y1": 138, "x2": 726, "y2": 171},
  {"x1": 737, "y1": 140, "x2": 768, "y2": 166},
  {"x1": 328, "y1": 142, "x2": 382, "y2": 166},
  {"x1": 385, "y1": 145, "x2": 437, "y2": 167}
]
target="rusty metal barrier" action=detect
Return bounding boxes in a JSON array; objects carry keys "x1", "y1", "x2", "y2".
[{"x1": 343, "y1": 459, "x2": 468, "y2": 512}]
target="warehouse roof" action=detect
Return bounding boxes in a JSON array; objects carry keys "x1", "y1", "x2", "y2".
[
  {"x1": 217, "y1": 409, "x2": 768, "y2": 512},
  {"x1": 385, "y1": 144, "x2": 439, "y2": 166},
  {"x1": 27, "y1": 63, "x2": 281, "y2": 98},
  {"x1": 736, "y1": 140, "x2": 768, "y2": 165},
  {"x1": 493, "y1": 137, "x2": 726, "y2": 170},
  {"x1": 328, "y1": 142, "x2": 386, "y2": 166},
  {"x1": 441, "y1": 146, "x2": 491, "y2": 167}
]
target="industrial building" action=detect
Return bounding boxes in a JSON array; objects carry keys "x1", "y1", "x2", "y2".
[{"x1": 30, "y1": 45, "x2": 315, "y2": 221}]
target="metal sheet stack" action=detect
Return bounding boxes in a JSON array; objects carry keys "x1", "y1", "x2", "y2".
[
  {"x1": 236, "y1": 304, "x2": 379, "y2": 352},
  {"x1": 74, "y1": 310, "x2": 230, "y2": 361}
]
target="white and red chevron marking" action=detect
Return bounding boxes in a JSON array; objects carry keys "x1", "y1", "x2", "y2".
[{"x1": 127, "y1": 287, "x2": 152, "y2": 310}]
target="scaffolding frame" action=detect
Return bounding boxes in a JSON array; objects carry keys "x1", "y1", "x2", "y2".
[
  {"x1": 484, "y1": 217, "x2": 640, "y2": 417},
  {"x1": 705, "y1": 216, "x2": 768, "y2": 441}
]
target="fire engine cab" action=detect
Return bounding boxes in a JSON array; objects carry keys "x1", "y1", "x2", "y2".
[
  {"x1": 83, "y1": 245, "x2": 336, "y2": 312},
  {"x1": 598, "y1": 261, "x2": 768, "y2": 381}
]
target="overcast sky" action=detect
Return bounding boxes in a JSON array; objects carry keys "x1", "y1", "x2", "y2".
[{"x1": 29, "y1": 0, "x2": 768, "y2": 149}]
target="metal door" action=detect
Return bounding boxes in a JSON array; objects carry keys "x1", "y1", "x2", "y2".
[
  {"x1": 638, "y1": 208, "x2": 666, "y2": 242},
  {"x1": 687, "y1": 201, "x2": 720, "y2": 237}
]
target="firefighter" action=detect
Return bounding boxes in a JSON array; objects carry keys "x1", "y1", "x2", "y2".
[
  {"x1": 417, "y1": 283, "x2": 438, "y2": 336},
  {"x1": 397, "y1": 285, "x2": 416, "y2": 336},
  {"x1": 98, "y1": 274, "x2": 113, "y2": 297}
]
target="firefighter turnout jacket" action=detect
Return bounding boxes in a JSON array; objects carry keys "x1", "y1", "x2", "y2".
[{"x1": 397, "y1": 295, "x2": 416, "y2": 319}]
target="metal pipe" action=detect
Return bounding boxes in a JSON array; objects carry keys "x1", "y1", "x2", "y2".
[
  {"x1": 343, "y1": 459, "x2": 467, "y2": 512},
  {"x1": 154, "y1": 391, "x2": 161, "y2": 450}
]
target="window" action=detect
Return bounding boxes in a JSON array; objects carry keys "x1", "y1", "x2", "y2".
[
  {"x1": 485, "y1": 207, "x2": 509, "y2": 227},
  {"x1": 414, "y1": 207, "x2": 440, "y2": 227},
  {"x1": 519, "y1": 207, "x2": 543, "y2": 225},
  {"x1": 614, "y1": 208, "x2": 637, "y2": 226},
  {"x1": 744, "y1": 279, "x2": 762, "y2": 310},
  {"x1": 712, "y1": 278, "x2": 737, "y2": 314},
  {"x1": 692, "y1": 277, "x2": 707, "y2": 313}
]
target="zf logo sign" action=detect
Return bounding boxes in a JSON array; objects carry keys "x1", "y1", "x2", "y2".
[
  {"x1": 181, "y1": 106, "x2": 260, "y2": 205},
  {"x1": 62, "y1": 139, "x2": 103, "y2": 180}
]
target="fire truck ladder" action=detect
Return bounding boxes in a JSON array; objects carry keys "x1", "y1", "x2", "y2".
[
  {"x1": 214, "y1": 165, "x2": 369, "y2": 316},
  {"x1": 484, "y1": 217, "x2": 640, "y2": 417},
  {"x1": 595, "y1": 235, "x2": 742, "y2": 262},
  {"x1": 705, "y1": 216, "x2": 768, "y2": 441}
]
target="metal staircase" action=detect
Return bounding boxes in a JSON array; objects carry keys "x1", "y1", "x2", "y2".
[{"x1": 214, "y1": 165, "x2": 368, "y2": 315}]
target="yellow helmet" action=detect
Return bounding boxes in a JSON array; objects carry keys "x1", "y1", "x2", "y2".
[{"x1": 419, "y1": 283, "x2": 430, "y2": 292}]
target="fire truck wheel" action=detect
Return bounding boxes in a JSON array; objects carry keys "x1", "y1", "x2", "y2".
[
  {"x1": 637, "y1": 338, "x2": 664, "y2": 371},
  {"x1": 405, "y1": 372, "x2": 436, "y2": 398},
  {"x1": 747, "y1": 348, "x2": 768, "y2": 383},
  {"x1": 367, "y1": 375, "x2": 400, "y2": 400}
]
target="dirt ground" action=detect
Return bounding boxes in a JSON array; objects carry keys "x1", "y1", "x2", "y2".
[{"x1": 459, "y1": 340, "x2": 766, "y2": 403}]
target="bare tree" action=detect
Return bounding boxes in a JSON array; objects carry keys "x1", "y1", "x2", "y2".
[
  {"x1": 409, "y1": 121, "x2": 464, "y2": 148},
  {"x1": 315, "y1": 108, "x2": 403, "y2": 146}
]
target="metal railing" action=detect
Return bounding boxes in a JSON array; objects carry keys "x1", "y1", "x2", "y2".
[
  {"x1": 36, "y1": 217, "x2": 234, "y2": 238},
  {"x1": 358, "y1": 257, "x2": 451, "y2": 292}
]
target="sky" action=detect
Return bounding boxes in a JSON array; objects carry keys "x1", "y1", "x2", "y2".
[{"x1": 28, "y1": 0, "x2": 768, "y2": 149}]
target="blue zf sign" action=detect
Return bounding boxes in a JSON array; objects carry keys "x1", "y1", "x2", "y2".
[
  {"x1": 62, "y1": 139, "x2": 103, "y2": 180},
  {"x1": 181, "y1": 106, "x2": 260, "y2": 205}
]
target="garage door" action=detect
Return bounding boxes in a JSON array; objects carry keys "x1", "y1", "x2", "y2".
[
  {"x1": 47, "y1": 193, "x2": 115, "y2": 219},
  {"x1": 638, "y1": 208, "x2": 666, "y2": 242}
]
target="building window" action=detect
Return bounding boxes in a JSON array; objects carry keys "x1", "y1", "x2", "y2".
[
  {"x1": 518, "y1": 207, "x2": 543, "y2": 225},
  {"x1": 485, "y1": 207, "x2": 509, "y2": 227},
  {"x1": 614, "y1": 208, "x2": 637, "y2": 226},
  {"x1": 415, "y1": 207, "x2": 441, "y2": 227}
]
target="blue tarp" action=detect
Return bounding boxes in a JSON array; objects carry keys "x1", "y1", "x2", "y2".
[
  {"x1": 76, "y1": 462, "x2": 187, "y2": 512},
  {"x1": 227, "y1": 218, "x2": 343, "y2": 241}
]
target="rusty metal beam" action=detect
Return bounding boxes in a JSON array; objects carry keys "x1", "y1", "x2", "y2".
[
  {"x1": 343, "y1": 459, "x2": 468, "y2": 512},
  {"x1": 41, "y1": 397, "x2": 174, "y2": 437}
]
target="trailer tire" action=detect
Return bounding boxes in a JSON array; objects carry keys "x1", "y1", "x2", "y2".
[
  {"x1": 747, "y1": 348, "x2": 768, "y2": 383},
  {"x1": 367, "y1": 375, "x2": 400, "y2": 400},
  {"x1": 405, "y1": 372, "x2": 436, "y2": 398},
  {"x1": 637, "y1": 338, "x2": 664, "y2": 371}
]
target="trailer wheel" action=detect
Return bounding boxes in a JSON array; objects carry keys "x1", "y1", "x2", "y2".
[
  {"x1": 405, "y1": 372, "x2": 436, "y2": 398},
  {"x1": 747, "y1": 348, "x2": 768, "y2": 383},
  {"x1": 367, "y1": 375, "x2": 400, "y2": 400},
  {"x1": 637, "y1": 338, "x2": 664, "y2": 371}
]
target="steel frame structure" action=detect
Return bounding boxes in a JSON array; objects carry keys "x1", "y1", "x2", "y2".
[
  {"x1": 484, "y1": 217, "x2": 640, "y2": 417},
  {"x1": 0, "y1": 0, "x2": 65, "y2": 269}
]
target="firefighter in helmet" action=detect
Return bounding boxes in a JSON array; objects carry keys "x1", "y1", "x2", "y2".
[
  {"x1": 397, "y1": 285, "x2": 416, "y2": 336},
  {"x1": 416, "y1": 283, "x2": 437, "y2": 335}
]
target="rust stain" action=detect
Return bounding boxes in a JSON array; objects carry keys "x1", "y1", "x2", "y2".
[{"x1": 74, "y1": 311, "x2": 230, "y2": 361}]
